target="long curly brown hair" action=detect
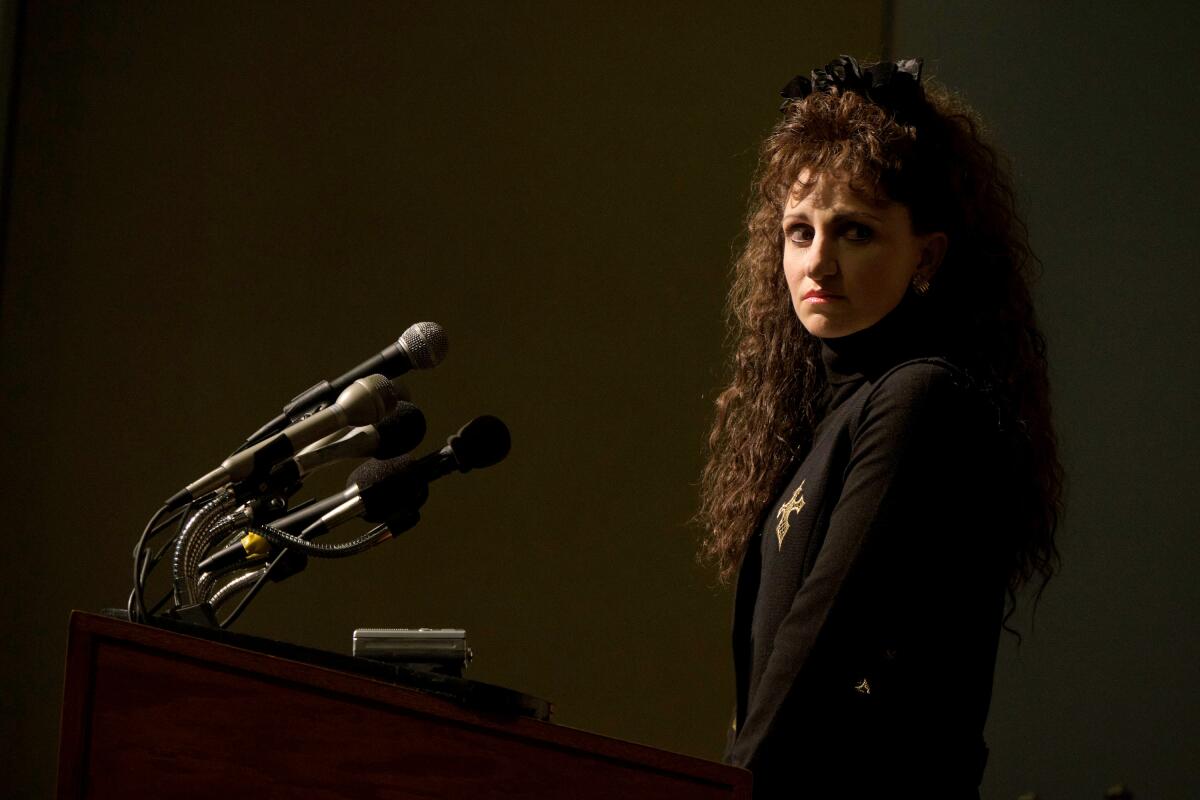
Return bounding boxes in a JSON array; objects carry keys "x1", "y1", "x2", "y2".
[{"x1": 697, "y1": 77, "x2": 1063, "y2": 616}]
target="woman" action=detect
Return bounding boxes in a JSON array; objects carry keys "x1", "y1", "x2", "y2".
[{"x1": 698, "y1": 56, "x2": 1062, "y2": 798}]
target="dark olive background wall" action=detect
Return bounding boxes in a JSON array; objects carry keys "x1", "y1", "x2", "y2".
[
  {"x1": 894, "y1": 2, "x2": 1200, "y2": 799},
  {"x1": 0, "y1": 2, "x2": 887, "y2": 796}
]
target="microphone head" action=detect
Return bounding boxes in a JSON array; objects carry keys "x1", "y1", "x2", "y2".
[
  {"x1": 339, "y1": 374, "x2": 401, "y2": 426},
  {"x1": 447, "y1": 415, "x2": 511, "y2": 471},
  {"x1": 374, "y1": 402, "x2": 427, "y2": 459},
  {"x1": 398, "y1": 322, "x2": 449, "y2": 369},
  {"x1": 348, "y1": 455, "x2": 412, "y2": 489},
  {"x1": 350, "y1": 455, "x2": 429, "y2": 522}
]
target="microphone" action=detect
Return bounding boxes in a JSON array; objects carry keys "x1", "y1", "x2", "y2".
[
  {"x1": 291, "y1": 401, "x2": 426, "y2": 476},
  {"x1": 197, "y1": 456, "x2": 420, "y2": 574},
  {"x1": 169, "y1": 375, "x2": 402, "y2": 509},
  {"x1": 220, "y1": 401, "x2": 427, "y2": 509},
  {"x1": 302, "y1": 415, "x2": 510, "y2": 539},
  {"x1": 317, "y1": 322, "x2": 447, "y2": 406},
  {"x1": 244, "y1": 323, "x2": 448, "y2": 446},
  {"x1": 197, "y1": 416, "x2": 508, "y2": 575},
  {"x1": 292, "y1": 384, "x2": 412, "y2": 459}
]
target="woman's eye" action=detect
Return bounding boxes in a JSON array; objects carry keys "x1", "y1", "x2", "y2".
[
  {"x1": 844, "y1": 223, "x2": 873, "y2": 242},
  {"x1": 785, "y1": 225, "x2": 814, "y2": 245}
]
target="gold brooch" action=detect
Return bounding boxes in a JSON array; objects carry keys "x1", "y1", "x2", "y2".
[{"x1": 774, "y1": 480, "x2": 805, "y2": 550}]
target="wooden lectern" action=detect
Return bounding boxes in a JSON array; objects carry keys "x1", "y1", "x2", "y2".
[{"x1": 57, "y1": 611, "x2": 750, "y2": 799}]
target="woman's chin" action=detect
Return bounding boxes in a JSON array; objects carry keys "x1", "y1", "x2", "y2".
[{"x1": 799, "y1": 311, "x2": 856, "y2": 339}]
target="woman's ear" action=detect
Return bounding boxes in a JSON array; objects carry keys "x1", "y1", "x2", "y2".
[{"x1": 916, "y1": 232, "x2": 948, "y2": 281}]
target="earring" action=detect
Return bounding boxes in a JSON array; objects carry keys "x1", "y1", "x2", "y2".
[{"x1": 912, "y1": 274, "x2": 931, "y2": 295}]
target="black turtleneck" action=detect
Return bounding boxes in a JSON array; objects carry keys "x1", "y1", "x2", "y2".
[
  {"x1": 822, "y1": 293, "x2": 938, "y2": 378},
  {"x1": 726, "y1": 298, "x2": 1011, "y2": 798}
]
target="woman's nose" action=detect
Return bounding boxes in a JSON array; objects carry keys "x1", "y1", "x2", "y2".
[{"x1": 806, "y1": 232, "x2": 838, "y2": 279}]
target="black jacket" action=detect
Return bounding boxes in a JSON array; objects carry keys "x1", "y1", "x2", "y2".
[{"x1": 725, "y1": 307, "x2": 1011, "y2": 798}]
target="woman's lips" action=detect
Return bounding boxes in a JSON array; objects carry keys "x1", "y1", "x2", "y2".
[{"x1": 803, "y1": 290, "x2": 843, "y2": 304}]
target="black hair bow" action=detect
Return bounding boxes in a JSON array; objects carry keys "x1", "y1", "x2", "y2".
[{"x1": 779, "y1": 55, "x2": 924, "y2": 117}]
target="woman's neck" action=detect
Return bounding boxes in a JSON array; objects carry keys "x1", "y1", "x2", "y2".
[{"x1": 819, "y1": 294, "x2": 937, "y2": 385}]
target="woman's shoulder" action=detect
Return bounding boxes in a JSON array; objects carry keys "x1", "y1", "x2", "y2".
[
  {"x1": 855, "y1": 356, "x2": 994, "y2": 438},
  {"x1": 869, "y1": 356, "x2": 976, "y2": 402}
]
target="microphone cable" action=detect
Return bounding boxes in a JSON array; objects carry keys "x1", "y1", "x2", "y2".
[{"x1": 129, "y1": 502, "x2": 189, "y2": 622}]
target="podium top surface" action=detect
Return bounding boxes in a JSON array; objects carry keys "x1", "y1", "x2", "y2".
[
  {"x1": 96, "y1": 607, "x2": 553, "y2": 721},
  {"x1": 58, "y1": 610, "x2": 751, "y2": 800}
]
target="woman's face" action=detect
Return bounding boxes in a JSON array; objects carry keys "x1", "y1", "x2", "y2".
[{"x1": 781, "y1": 171, "x2": 944, "y2": 338}]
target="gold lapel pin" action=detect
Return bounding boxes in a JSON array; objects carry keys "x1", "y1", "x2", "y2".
[{"x1": 775, "y1": 480, "x2": 806, "y2": 550}]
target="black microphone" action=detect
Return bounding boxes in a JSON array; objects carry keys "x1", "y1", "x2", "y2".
[
  {"x1": 320, "y1": 322, "x2": 447, "y2": 403},
  {"x1": 244, "y1": 323, "x2": 449, "y2": 447},
  {"x1": 300, "y1": 415, "x2": 511, "y2": 539},
  {"x1": 197, "y1": 455, "x2": 421, "y2": 575},
  {"x1": 168, "y1": 375, "x2": 402, "y2": 509},
  {"x1": 197, "y1": 417, "x2": 508, "y2": 575}
]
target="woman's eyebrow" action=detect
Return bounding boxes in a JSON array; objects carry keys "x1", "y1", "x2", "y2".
[
  {"x1": 829, "y1": 208, "x2": 884, "y2": 223},
  {"x1": 781, "y1": 209, "x2": 884, "y2": 224}
]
